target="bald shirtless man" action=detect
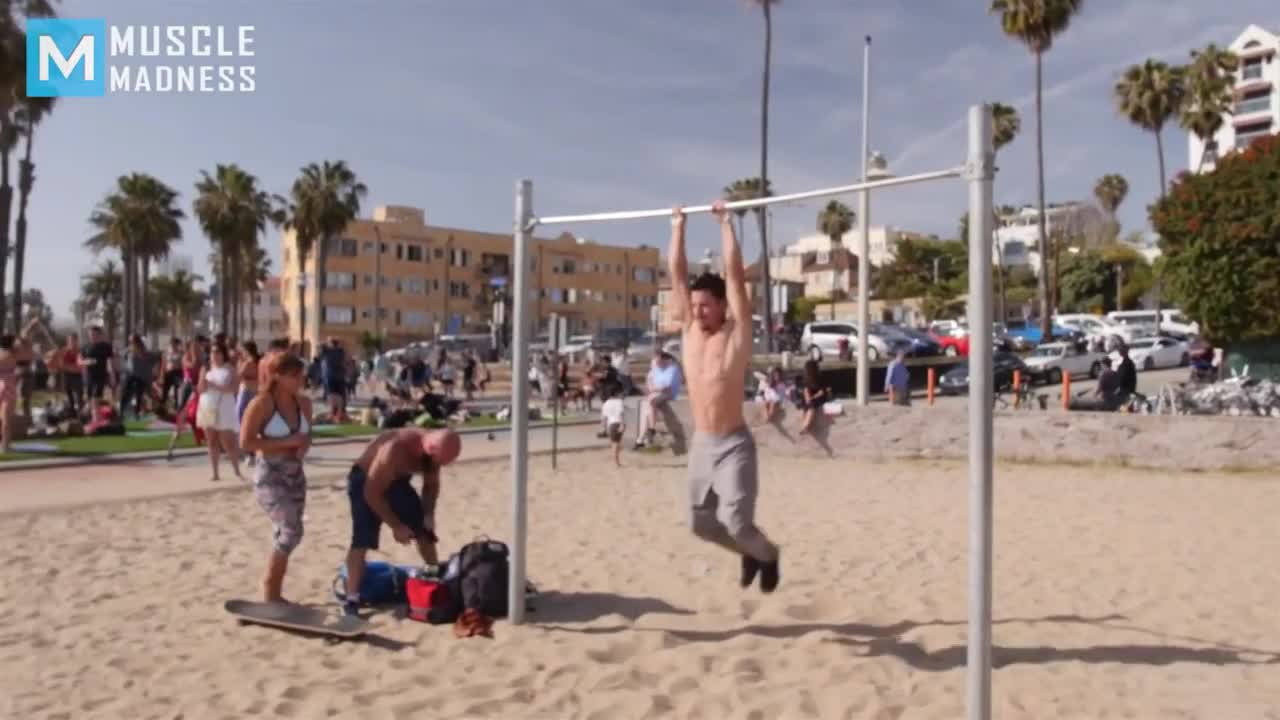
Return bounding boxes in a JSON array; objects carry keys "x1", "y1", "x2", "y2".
[
  {"x1": 669, "y1": 201, "x2": 781, "y2": 593},
  {"x1": 342, "y1": 427, "x2": 462, "y2": 615}
]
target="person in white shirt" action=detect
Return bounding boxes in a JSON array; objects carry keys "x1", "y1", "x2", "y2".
[{"x1": 599, "y1": 387, "x2": 627, "y2": 467}]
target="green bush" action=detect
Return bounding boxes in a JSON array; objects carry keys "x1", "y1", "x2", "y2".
[{"x1": 1150, "y1": 134, "x2": 1280, "y2": 346}]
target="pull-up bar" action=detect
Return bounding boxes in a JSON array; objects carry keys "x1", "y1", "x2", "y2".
[
  {"x1": 507, "y1": 103, "x2": 998, "y2": 720},
  {"x1": 532, "y1": 166, "x2": 965, "y2": 227}
]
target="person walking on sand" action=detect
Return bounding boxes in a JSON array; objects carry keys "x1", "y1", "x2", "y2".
[
  {"x1": 341, "y1": 427, "x2": 462, "y2": 616},
  {"x1": 885, "y1": 349, "x2": 911, "y2": 406},
  {"x1": 239, "y1": 354, "x2": 313, "y2": 604},
  {"x1": 600, "y1": 386, "x2": 626, "y2": 467},
  {"x1": 667, "y1": 202, "x2": 781, "y2": 593}
]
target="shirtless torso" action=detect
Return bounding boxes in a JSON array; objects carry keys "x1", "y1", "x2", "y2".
[
  {"x1": 673, "y1": 204, "x2": 753, "y2": 437},
  {"x1": 682, "y1": 316, "x2": 750, "y2": 435}
]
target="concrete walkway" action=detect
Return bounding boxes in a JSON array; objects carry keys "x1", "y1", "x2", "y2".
[{"x1": 0, "y1": 420, "x2": 613, "y2": 516}]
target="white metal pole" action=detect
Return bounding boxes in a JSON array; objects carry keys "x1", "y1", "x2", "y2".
[
  {"x1": 855, "y1": 35, "x2": 872, "y2": 406},
  {"x1": 533, "y1": 168, "x2": 963, "y2": 226},
  {"x1": 965, "y1": 104, "x2": 996, "y2": 720},
  {"x1": 509, "y1": 179, "x2": 533, "y2": 625}
]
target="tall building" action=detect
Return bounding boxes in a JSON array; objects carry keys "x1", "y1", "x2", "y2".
[
  {"x1": 244, "y1": 276, "x2": 285, "y2": 346},
  {"x1": 279, "y1": 205, "x2": 660, "y2": 353},
  {"x1": 1188, "y1": 24, "x2": 1279, "y2": 172}
]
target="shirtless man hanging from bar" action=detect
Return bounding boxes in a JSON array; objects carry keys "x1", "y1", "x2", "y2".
[{"x1": 668, "y1": 201, "x2": 781, "y2": 593}]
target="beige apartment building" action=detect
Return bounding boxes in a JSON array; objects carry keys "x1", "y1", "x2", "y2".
[{"x1": 280, "y1": 205, "x2": 660, "y2": 353}]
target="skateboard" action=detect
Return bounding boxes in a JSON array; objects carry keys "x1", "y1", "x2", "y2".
[{"x1": 224, "y1": 599, "x2": 370, "y2": 639}]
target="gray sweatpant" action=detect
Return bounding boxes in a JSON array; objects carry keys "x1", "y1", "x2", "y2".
[{"x1": 688, "y1": 427, "x2": 779, "y2": 563}]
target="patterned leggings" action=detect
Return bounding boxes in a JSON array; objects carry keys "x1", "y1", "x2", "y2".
[{"x1": 253, "y1": 456, "x2": 307, "y2": 555}]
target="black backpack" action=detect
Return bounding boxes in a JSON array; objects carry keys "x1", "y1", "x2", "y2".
[{"x1": 427, "y1": 537, "x2": 511, "y2": 624}]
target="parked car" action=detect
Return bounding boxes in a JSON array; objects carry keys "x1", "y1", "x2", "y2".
[
  {"x1": 1111, "y1": 336, "x2": 1190, "y2": 371},
  {"x1": 1054, "y1": 313, "x2": 1141, "y2": 347},
  {"x1": 1021, "y1": 341, "x2": 1108, "y2": 384},
  {"x1": 929, "y1": 324, "x2": 970, "y2": 357},
  {"x1": 873, "y1": 323, "x2": 941, "y2": 357},
  {"x1": 800, "y1": 321, "x2": 906, "y2": 361},
  {"x1": 1106, "y1": 309, "x2": 1199, "y2": 339},
  {"x1": 937, "y1": 352, "x2": 1029, "y2": 395},
  {"x1": 1005, "y1": 319, "x2": 1080, "y2": 347}
]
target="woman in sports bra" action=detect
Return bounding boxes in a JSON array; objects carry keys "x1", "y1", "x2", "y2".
[{"x1": 239, "y1": 353, "x2": 313, "y2": 604}]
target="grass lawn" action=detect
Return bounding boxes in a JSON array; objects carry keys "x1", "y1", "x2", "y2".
[{"x1": 0, "y1": 412, "x2": 587, "y2": 463}]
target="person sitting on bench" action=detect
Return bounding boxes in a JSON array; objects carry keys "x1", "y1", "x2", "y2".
[{"x1": 634, "y1": 352, "x2": 682, "y2": 449}]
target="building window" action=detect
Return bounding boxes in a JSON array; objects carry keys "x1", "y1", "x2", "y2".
[
  {"x1": 449, "y1": 281, "x2": 470, "y2": 298},
  {"x1": 402, "y1": 278, "x2": 425, "y2": 295},
  {"x1": 1237, "y1": 91, "x2": 1271, "y2": 115},
  {"x1": 407, "y1": 245, "x2": 425, "y2": 262},
  {"x1": 1241, "y1": 59, "x2": 1263, "y2": 81},
  {"x1": 450, "y1": 248, "x2": 470, "y2": 267},
  {"x1": 1236, "y1": 120, "x2": 1273, "y2": 149},
  {"x1": 322, "y1": 272, "x2": 355, "y2": 290},
  {"x1": 325, "y1": 237, "x2": 358, "y2": 257},
  {"x1": 323, "y1": 306, "x2": 354, "y2": 324},
  {"x1": 363, "y1": 274, "x2": 374, "y2": 286},
  {"x1": 395, "y1": 244, "x2": 404, "y2": 261},
  {"x1": 362, "y1": 241, "x2": 374, "y2": 253},
  {"x1": 405, "y1": 311, "x2": 430, "y2": 327},
  {"x1": 434, "y1": 248, "x2": 444, "y2": 259},
  {"x1": 632, "y1": 267, "x2": 655, "y2": 283}
]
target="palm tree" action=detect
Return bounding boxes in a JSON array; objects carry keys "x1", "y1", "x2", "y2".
[
  {"x1": 0, "y1": 0, "x2": 57, "y2": 333},
  {"x1": 1092, "y1": 173, "x2": 1129, "y2": 240},
  {"x1": 193, "y1": 164, "x2": 281, "y2": 338},
  {"x1": 86, "y1": 174, "x2": 185, "y2": 339},
  {"x1": 1180, "y1": 44, "x2": 1239, "y2": 171},
  {"x1": 816, "y1": 200, "x2": 854, "y2": 319},
  {"x1": 10, "y1": 95, "x2": 56, "y2": 333},
  {"x1": 80, "y1": 260, "x2": 124, "y2": 342},
  {"x1": 282, "y1": 160, "x2": 366, "y2": 353},
  {"x1": 241, "y1": 244, "x2": 271, "y2": 339},
  {"x1": 751, "y1": 0, "x2": 780, "y2": 352},
  {"x1": 1115, "y1": 59, "x2": 1185, "y2": 200},
  {"x1": 990, "y1": 0, "x2": 1085, "y2": 337},
  {"x1": 991, "y1": 101, "x2": 1021, "y2": 324},
  {"x1": 150, "y1": 269, "x2": 205, "y2": 338},
  {"x1": 722, "y1": 178, "x2": 755, "y2": 244}
]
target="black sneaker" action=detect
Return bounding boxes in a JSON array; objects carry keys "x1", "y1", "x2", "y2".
[
  {"x1": 759, "y1": 553, "x2": 781, "y2": 594},
  {"x1": 740, "y1": 554, "x2": 760, "y2": 588}
]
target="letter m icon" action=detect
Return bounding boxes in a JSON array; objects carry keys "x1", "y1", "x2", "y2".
[{"x1": 26, "y1": 18, "x2": 107, "y2": 97}]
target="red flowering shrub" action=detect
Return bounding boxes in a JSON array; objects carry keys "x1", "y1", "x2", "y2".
[{"x1": 1150, "y1": 134, "x2": 1280, "y2": 345}]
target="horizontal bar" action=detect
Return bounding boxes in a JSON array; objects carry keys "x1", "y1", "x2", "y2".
[{"x1": 532, "y1": 166, "x2": 965, "y2": 227}]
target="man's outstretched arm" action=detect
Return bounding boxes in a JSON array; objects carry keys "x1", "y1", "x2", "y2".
[
  {"x1": 668, "y1": 207, "x2": 691, "y2": 327},
  {"x1": 714, "y1": 201, "x2": 753, "y2": 350}
]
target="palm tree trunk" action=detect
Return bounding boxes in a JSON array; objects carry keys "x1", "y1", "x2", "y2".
[
  {"x1": 0, "y1": 144, "x2": 13, "y2": 336},
  {"x1": 140, "y1": 257, "x2": 151, "y2": 343},
  {"x1": 314, "y1": 236, "x2": 330, "y2": 354},
  {"x1": 11, "y1": 127, "x2": 35, "y2": 333},
  {"x1": 249, "y1": 292, "x2": 257, "y2": 343},
  {"x1": 219, "y1": 250, "x2": 230, "y2": 334},
  {"x1": 994, "y1": 217, "x2": 1007, "y2": 324},
  {"x1": 297, "y1": 250, "x2": 308, "y2": 353},
  {"x1": 1153, "y1": 128, "x2": 1166, "y2": 330},
  {"x1": 121, "y1": 245, "x2": 134, "y2": 340},
  {"x1": 757, "y1": 1, "x2": 775, "y2": 353},
  {"x1": 1034, "y1": 51, "x2": 1051, "y2": 337}
]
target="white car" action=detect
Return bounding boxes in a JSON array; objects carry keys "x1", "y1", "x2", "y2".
[
  {"x1": 1111, "y1": 336, "x2": 1190, "y2": 371},
  {"x1": 801, "y1": 321, "x2": 893, "y2": 361},
  {"x1": 1054, "y1": 313, "x2": 1140, "y2": 347},
  {"x1": 1107, "y1": 309, "x2": 1199, "y2": 338},
  {"x1": 1022, "y1": 341, "x2": 1109, "y2": 384}
]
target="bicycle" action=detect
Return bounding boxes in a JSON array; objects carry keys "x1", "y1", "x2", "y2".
[{"x1": 993, "y1": 378, "x2": 1038, "y2": 411}]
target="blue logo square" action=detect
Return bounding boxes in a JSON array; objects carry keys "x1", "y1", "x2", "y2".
[{"x1": 26, "y1": 18, "x2": 107, "y2": 97}]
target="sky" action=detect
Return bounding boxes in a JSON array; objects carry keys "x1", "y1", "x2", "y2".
[{"x1": 21, "y1": 0, "x2": 1277, "y2": 321}]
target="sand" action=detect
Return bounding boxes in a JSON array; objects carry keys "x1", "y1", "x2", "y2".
[{"x1": 3, "y1": 448, "x2": 1280, "y2": 720}]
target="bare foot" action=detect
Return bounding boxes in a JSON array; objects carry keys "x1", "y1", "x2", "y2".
[{"x1": 210, "y1": 475, "x2": 220, "y2": 482}]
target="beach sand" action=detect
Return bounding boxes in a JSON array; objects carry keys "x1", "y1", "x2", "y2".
[{"x1": 3, "y1": 449, "x2": 1279, "y2": 719}]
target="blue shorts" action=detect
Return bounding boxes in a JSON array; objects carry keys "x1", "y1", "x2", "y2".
[{"x1": 346, "y1": 465, "x2": 429, "y2": 550}]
